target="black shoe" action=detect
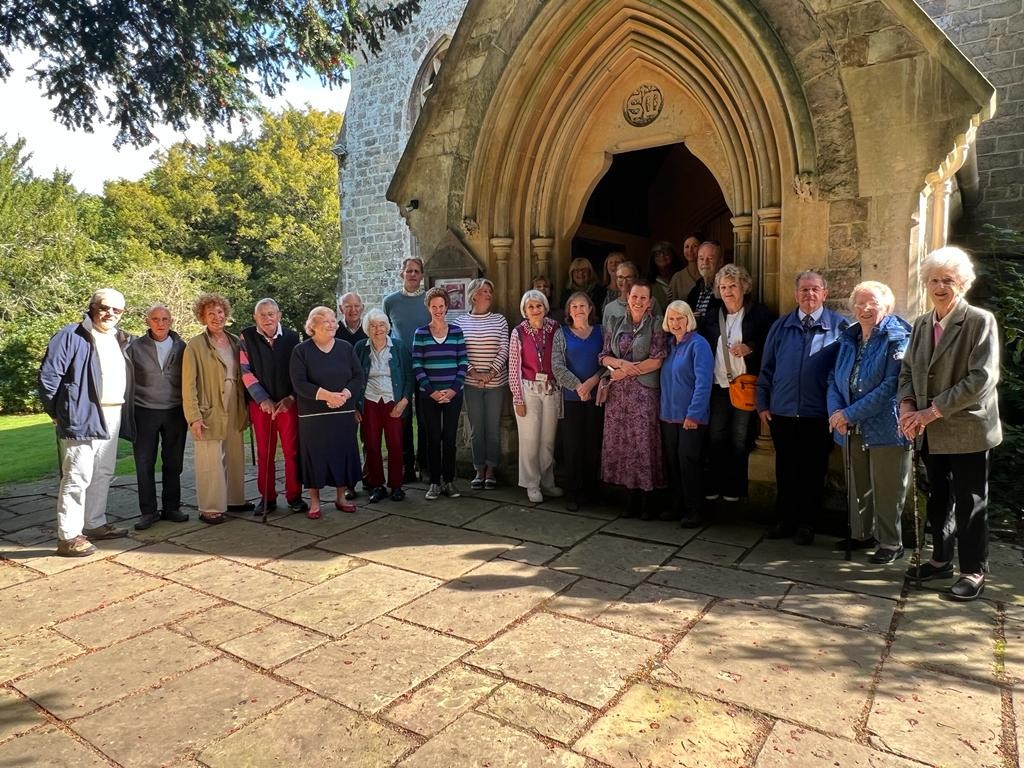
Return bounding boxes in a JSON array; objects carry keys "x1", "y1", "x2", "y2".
[
  {"x1": 134, "y1": 513, "x2": 160, "y2": 531},
  {"x1": 679, "y1": 514, "x2": 703, "y2": 529},
  {"x1": 254, "y1": 499, "x2": 278, "y2": 516},
  {"x1": 287, "y1": 498, "x2": 309, "y2": 514},
  {"x1": 905, "y1": 560, "x2": 954, "y2": 581},
  {"x1": 369, "y1": 486, "x2": 389, "y2": 504},
  {"x1": 390, "y1": 488, "x2": 406, "y2": 502},
  {"x1": 659, "y1": 509, "x2": 681, "y2": 522},
  {"x1": 765, "y1": 522, "x2": 796, "y2": 539},
  {"x1": 344, "y1": 488, "x2": 357, "y2": 501},
  {"x1": 403, "y1": 468, "x2": 418, "y2": 484},
  {"x1": 870, "y1": 546, "x2": 905, "y2": 564},
  {"x1": 227, "y1": 503, "x2": 255, "y2": 513},
  {"x1": 794, "y1": 527, "x2": 815, "y2": 546},
  {"x1": 162, "y1": 509, "x2": 189, "y2": 523},
  {"x1": 949, "y1": 576, "x2": 985, "y2": 601},
  {"x1": 834, "y1": 536, "x2": 878, "y2": 552}
]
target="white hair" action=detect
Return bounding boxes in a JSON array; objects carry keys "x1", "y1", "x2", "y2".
[
  {"x1": 922, "y1": 246, "x2": 976, "y2": 293},
  {"x1": 362, "y1": 308, "x2": 391, "y2": 336},
  {"x1": 519, "y1": 289, "x2": 549, "y2": 317}
]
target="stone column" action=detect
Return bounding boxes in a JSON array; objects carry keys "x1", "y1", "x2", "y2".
[
  {"x1": 530, "y1": 237, "x2": 554, "y2": 281},
  {"x1": 731, "y1": 214, "x2": 753, "y2": 275},
  {"x1": 926, "y1": 176, "x2": 953, "y2": 254},
  {"x1": 490, "y1": 236, "x2": 514, "y2": 315},
  {"x1": 757, "y1": 207, "x2": 782, "y2": 312}
]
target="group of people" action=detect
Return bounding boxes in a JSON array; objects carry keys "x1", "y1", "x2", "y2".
[{"x1": 37, "y1": 244, "x2": 1001, "y2": 601}]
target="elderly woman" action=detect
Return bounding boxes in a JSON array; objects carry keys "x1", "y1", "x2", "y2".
[
  {"x1": 669, "y1": 234, "x2": 704, "y2": 303},
  {"x1": 510, "y1": 289, "x2": 562, "y2": 503},
  {"x1": 827, "y1": 281, "x2": 912, "y2": 563},
  {"x1": 661, "y1": 300, "x2": 714, "y2": 526},
  {"x1": 182, "y1": 294, "x2": 250, "y2": 524},
  {"x1": 560, "y1": 257, "x2": 606, "y2": 310},
  {"x1": 354, "y1": 309, "x2": 413, "y2": 503},
  {"x1": 459, "y1": 278, "x2": 509, "y2": 489},
  {"x1": 600, "y1": 280, "x2": 667, "y2": 517},
  {"x1": 698, "y1": 264, "x2": 776, "y2": 504},
  {"x1": 290, "y1": 306, "x2": 364, "y2": 518},
  {"x1": 551, "y1": 291, "x2": 604, "y2": 511},
  {"x1": 899, "y1": 247, "x2": 1001, "y2": 600},
  {"x1": 412, "y1": 287, "x2": 469, "y2": 500},
  {"x1": 646, "y1": 241, "x2": 682, "y2": 310}
]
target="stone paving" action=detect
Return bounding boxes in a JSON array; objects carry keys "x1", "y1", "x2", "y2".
[{"x1": 1, "y1": 463, "x2": 1023, "y2": 767}]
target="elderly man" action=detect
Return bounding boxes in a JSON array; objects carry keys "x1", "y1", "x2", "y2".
[
  {"x1": 38, "y1": 288, "x2": 135, "y2": 556},
  {"x1": 686, "y1": 241, "x2": 724, "y2": 318},
  {"x1": 336, "y1": 292, "x2": 368, "y2": 346},
  {"x1": 757, "y1": 270, "x2": 848, "y2": 545},
  {"x1": 239, "y1": 298, "x2": 306, "y2": 515},
  {"x1": 384, "y1": 257, "x2": 430, "y2": 483},
  {"x1": 128, "y1": 305, "x2": 189, "y2": 530}
]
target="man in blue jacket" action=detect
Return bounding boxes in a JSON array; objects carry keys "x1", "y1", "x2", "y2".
[
  {"x1": 38, "y1": 288, "x2": 135, "y2": 556},
  {"x1": 756, "y1": 271, "x2": 848, "y2": 545}
]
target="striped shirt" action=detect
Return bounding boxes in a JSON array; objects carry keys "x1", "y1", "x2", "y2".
[
  {"x1": 458, "y1": 312, "x2": 510, "y2": 388},
  {"x1": 411, "y1": 324, "x2": 469, "y2": 394}
]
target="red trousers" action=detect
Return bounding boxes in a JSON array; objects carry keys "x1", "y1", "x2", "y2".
[
  {"x1": 362, "y1": 398, "x2": 404, "y2": 489},
  {"x1": 248, "y1": 400, "x2": 302, "y2": 502}
]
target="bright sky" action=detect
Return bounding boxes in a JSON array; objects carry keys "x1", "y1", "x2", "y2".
[{"x1": 0, "y1": 50, "x2": 350, "y2": 194}]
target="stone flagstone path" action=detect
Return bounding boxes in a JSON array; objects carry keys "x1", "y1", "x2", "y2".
[{"x1": 1, "y1": 461, "x2": 1023, "y2": 767}]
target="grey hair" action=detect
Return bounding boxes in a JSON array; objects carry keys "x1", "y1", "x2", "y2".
[
  {"x1": 253, "y1": 297, "x2": 279, "y2": 313},
  {"x1": 144, "y1": 303, "x2": 170, "y2": 319},
  {"x1": 713, "y1": 264, "x2": 753, "y2": 297},
  {"x1": 849, "y1": 280, "x2": 895, "y2": 314},
  {"x1": 362, "y1": 308, "x2": 391, "y2": 336},
  {"x1": 794, "y1": 270, "x2": 828, "y2": 289},
  {"x1": 519, "y1": 289, "x2": 549, "y2": 317},
  {"x1": 338, "y1": 291, "x2": 363, "y2": 308},
  {"x1": 662, "y1": 300, "x2": 697, "y2": 334},
  {"x1": 304, "y1": 306, "x2": 335, "y2": 336},
  {"x1": 88, "y1": 288, "x2": 125, "y2": 311},
  {"x1": 466, "y1": 278, "x2": 495, "y2": 312},
  {"x1": 922, "y1": 246, "x2": 976, "y2": 293}
]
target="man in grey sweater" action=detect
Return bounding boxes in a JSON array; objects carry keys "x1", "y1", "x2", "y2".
[{"x1": 128, "y1": 304, "x2": 190, "y2": 530}]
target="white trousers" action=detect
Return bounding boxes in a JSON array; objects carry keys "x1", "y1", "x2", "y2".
[
  {"x1": 57, "y1": 405, "x2": 121, "y2": 541},
  {"x1": 515, "y1": 384, "x2": 559, "y2": 490}
]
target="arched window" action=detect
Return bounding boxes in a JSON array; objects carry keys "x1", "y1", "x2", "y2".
[{"x1": 407, "y1": 36, "x2": 450, "y2": 131}]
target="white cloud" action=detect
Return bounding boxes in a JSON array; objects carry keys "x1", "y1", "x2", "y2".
[{"x1": 0, "y1": 50, "x2": 349, "y2": 194}]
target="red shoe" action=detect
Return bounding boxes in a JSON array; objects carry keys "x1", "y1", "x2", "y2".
[
  {"x1": 306, "y1": 507, "x2": 322, "y2": 520},
  {"x1": 334, "y1": 501, "x2": 357, "y2": 514}
]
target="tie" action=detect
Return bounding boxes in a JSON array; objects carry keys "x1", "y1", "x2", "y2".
[
  {"x1": 802, "y1": 313, "x2": 815, "y2": 331},
  {"x1": 933, "y1": 321, "x2": 943, "y2": 349}
]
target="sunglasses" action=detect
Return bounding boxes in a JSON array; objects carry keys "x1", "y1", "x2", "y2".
[{"x1": 97, "y1": 304, "x2": 125, "y2": 315}]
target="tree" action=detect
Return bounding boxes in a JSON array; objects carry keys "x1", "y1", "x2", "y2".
[{"x1": 0, "y1": 0, "x2": 418, "y2": 146}]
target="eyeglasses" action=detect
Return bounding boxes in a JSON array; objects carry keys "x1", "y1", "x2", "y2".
[
  {"x1": 97, "y1": 304, "x2": 125, "y2": 315},
  {"x1": 927, "y1": 277, "x2": 958, "y2": 288}
]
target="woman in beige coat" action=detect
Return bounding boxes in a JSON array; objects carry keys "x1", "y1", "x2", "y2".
[{"x1": 182, "y1": 293, "x2": 250, "y2": 524}]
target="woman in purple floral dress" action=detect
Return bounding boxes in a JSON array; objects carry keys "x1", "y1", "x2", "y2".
[{"x1": 599, "y1": 281, "x2": 667, "y2": 518}]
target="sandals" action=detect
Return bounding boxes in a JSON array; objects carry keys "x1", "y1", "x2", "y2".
[{"x1": 200, "y1": 513, "x2": 227, "y2": 525}]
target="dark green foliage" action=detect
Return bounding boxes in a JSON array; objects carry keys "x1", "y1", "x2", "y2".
[{"x1": 0, "y1": 0, "x2": 418, "y2": 146}]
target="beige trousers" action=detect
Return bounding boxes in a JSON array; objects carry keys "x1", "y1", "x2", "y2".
[{"x1": 193, "y1": 379, "x2": 245, "y2": 514}]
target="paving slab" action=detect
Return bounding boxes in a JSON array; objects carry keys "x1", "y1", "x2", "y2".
[
  {"x1": 697, "y1": 522, "x2": 768, "y2": 548},
  {"x1": 113, "y1": 540, "x2": 213, "y2": 575},
  {"x1": 1, "y1": 523, "x2": 55, "y2": 546},
  {"x1": 0, "y1": 505, "x2": 57, "y2": 533},
  {"x1": 1, "y1": 534, "x2": 146, "y2": 575},
  {"x1": 56, "y1": 582, "x2": 218, "y2": 648},
  {"x1": 318, "y1": 515, "x2": 516, "y2": 580},
  {"x1": 476, "y1": 682, "x2": 592, "y2": 743},
  {"x1": 128, "y1": 516, "x2": 206, "y2": 542},
  {"x1": 594, "y1": 583, "x2": 712, "y2": 643},
  {"x1": 779, "y1": 582, "x2": 897, "y2": 633},
  {"x1": 168, "y1": 556, "x2": 310, "y2": 609},
  {"x1": 868, "y1": 660, "x2": 1005, "y2": 768},
  {"x1": 70, "y1": 657, "x2": 296, "y2": 768},
  {"x1": 889, "y1": 590, "x2": 998, "y2": 681},
  {"x1": 199, "y1": 694, "x2": 416, "y2": 767},
  {"x1": 677, "y1": 537, "x2": 748, "y2": 565},
  {"x1": 0, "y1": 561, "x2": 39, "y2": 589},
  {"x1": 649, "y1": 558, "x2": 792, "y2": 607},
  {"x1": 398, "y1": 710, "x2": 585, "y2": 768},
  {"x1": 739, "y1": 538, "x2": 905, "y2": 599},
  {"x1": 463, "y1": 505, "x2": 606, "y2": 547},
  {"x1": 258, "y1": 546, "x2": 365, "y2": 583},
  {"x1": 219, "y1": 620, "x2": 327, "y2": 668},
  {"x1": 546, "y1": 578, "x2": 630, "y2": 621},
  {"x1": 551, "y1": 534, "x2": 678, "y2": 586},
  {"x1": 0, "y1": 560, "x2": 163, "y2": 640},
  {"x1": 755, "y1": 722, "x2": 922, "y2": 767},
  {"x1": 0, "y1": 629, "x2": 84, "y2": 684},
  {"x1": 468, "y1": 612, "x2": 661, "y2": 708},
  {"x1": 391, "y1": 558, "x2": 575, "y2": 641},
  {"x1": 170, "y1": 518, "x2": 317, "y2": 565},
  {"x1": 276, "y1": 616, "x2": 472, "y2": 713},
  {"x1": 264, "y1": 562, "x2": 440, "y2": 637},
  {"x1": 385, "y1": 665, "x2": 502, "y2": 737},
  {"x1": 576, "y1": 681, "x2": 763, "y2": 768},
  {"x1": 173, "y1": 603, "x2": 276, "y2": 646},
  {"x1": 15, "y1": 627, "x2": 218, "y2": 720},
  {"x1": 0, "y1": 687, "x2": 47, "y2": 742},
  {"x1": 268, "y1": 507, "x2": 385, "y2": 537},
  {"x1": 598, "y1": 517, "x2": 699, "y2": 546},
  {"x1": 388, "y1": 495, "x2": 499, "y2": 526},
  {"x1": 1003, "y1": 604, "x2": 1024, "y2": 684},
  {"x1": 652, "y1": 601, "x2": 885, "y2": 738},
  {"x1": 499, "y1": 541, "x2": 562, "y2": 566},
  {"x1": 0, "y1": 725, "x2": 110, "y2": 767}
]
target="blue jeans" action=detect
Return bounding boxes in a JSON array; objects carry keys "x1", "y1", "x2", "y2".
[{"x1": 463, "y1": 385, "x2": 504, "y2": 468}]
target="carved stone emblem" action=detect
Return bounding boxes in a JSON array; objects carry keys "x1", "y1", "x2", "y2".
[
  {"x1": 623, "y1": 84, "x2": 664, "y2": 127},
  {"x1": 793, "y1": 172, "x2": 818, "y2": 202}
]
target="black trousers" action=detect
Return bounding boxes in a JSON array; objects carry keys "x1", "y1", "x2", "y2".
[
  {"x1": 922, "y1": 442, "x2": 990, "y2": 573},
  {"x1": 133, "y1": 405, "x2": 187, "y2": 516},
  {"x1": 401, "y1": 380, "x2": 429, "y2": 476},
  {"x1": 707, "y1": 387, "x2": 758, "y2": 498},
  {"x1": 560, "y1": 399, "x2": 604, "y2": 494},
  {"x1": 419, "y1": 391, "x2": 463, "y2": 485},
  {"x1": 661, "y1": 421, "x2": 706, "y2": 519},
  {"x1": 769, "y1": 415, "x2": 832, "y2": 530}
]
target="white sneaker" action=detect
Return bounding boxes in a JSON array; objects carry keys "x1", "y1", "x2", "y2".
[
  {"x1": 541, "y1": 485, "x2": 564, "y2": 498},
  {"x1": 425, "y1": 484, "x2": 440, "y2": 501},
  {"x1": 442, "y1": 481, "x2": 461, "y2": 498},
  {"x1": 723, "y1": 496, "x2": 740, "y2": 502},
  {"x1": 527, "y1": 487, "x2": 543, "y2": 503}
]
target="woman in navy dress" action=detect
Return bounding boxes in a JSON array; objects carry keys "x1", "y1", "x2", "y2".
[{"x1": 290, "y1": 306, "x2": 364, "y2": 518}]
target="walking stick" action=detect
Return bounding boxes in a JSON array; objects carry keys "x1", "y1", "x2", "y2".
[
  {"x1": 261, "y1": 406, "x2": 277, "y2": 525},
  {"x1": 843, "y1": 437, "x2": 854, "y2": 562},
  {"x1": 911, "y1": 442, "x2": 922, "y2": 590}
]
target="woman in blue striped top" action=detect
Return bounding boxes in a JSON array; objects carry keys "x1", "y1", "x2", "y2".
[{"x1": 411, "y1": 287, "x2": 469, "y2": 500}]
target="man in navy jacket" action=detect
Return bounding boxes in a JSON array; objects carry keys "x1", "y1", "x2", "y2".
[
  {"x1": 38, "y1": 288, "x2": 135, "y2": 556},
  {"x1": 756, "y1": 271, "x2": 848, "y2": 545}
]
